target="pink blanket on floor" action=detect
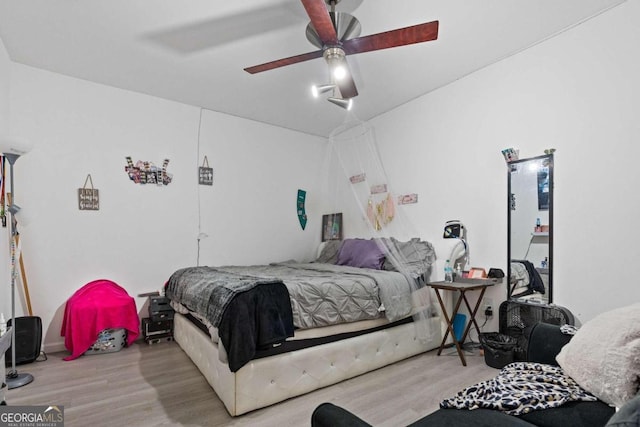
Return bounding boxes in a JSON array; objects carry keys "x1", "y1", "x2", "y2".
[{"x1": 61, "y1": 279, "x2": 140, "y2": 361}]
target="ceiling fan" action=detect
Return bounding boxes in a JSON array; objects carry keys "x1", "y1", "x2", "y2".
[{"x1": 244, "y1": 0, "x2": 439, "y2": 104}]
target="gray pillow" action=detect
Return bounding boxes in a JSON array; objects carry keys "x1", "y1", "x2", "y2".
[
  {"x1": 380, "y1": 237, "x2": 435, "y2": 276},
  {"x1": 315, "y1": 240, "x2": 341, "y2": 264}
]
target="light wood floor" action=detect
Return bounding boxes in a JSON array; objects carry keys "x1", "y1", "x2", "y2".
[{"x1": 6, "y1": 341, "x2": 497, "y2": 427}]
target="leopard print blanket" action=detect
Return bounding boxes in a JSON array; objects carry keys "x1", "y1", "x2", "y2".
[{"x1": 440, "y1": 362, "x2": 598, "y2": 415}]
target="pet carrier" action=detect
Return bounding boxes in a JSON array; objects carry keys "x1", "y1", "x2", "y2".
[{"x1": 499, "y1": 300, "x2": 574, "y2": 361}]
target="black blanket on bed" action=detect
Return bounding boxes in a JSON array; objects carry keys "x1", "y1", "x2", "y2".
[
  {"x1": 219, "y1": 282, "x2": 294, "y2": 372},
  {"x1": 165, "y1": 267, "x2": 294, "y2": 372},
  {"x1": 511, "y1": 259, "x2": 546, "y2": 295}
]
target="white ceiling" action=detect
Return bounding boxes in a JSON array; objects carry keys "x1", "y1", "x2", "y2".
[{"x1": 0, "y1": 0, "x2": 626, "y2": 137}]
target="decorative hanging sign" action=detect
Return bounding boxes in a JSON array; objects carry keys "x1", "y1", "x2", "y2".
[
  {"x1": 125, "y1": 156, "x2": 172, "y2": 186},
  {"x1": 349, "y1": 173, "x2": 366, "y2": 184},
  {"x1": 398, "y1": 193, "x2": 418, "y2": 205},
  {"x1": 370, "y1": 184, "x2": 387, "y2": 194},
  {"x1": 297, "y1": 189, "x2": 307, "y2": 230},
  {"x1": 199, "y1": 156, "x2": 214, "y2": 186},
  {"x1": 78, "y1": 174, "x2": 100, "y2": 210}
]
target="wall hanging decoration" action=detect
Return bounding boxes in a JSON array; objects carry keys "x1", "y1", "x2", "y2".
[
  {"x1": 349, "y1": 173, "x2": 366, "y2": 184},
  {"x1": 296, "y1": 190, "x2": 307, "y2": 230},
  {"x1": 198, "y1": 156, "x2": 213, "y2": 186},
  {"x1": 125, "y1": 157, "x2": 172, "y2": 186},
  {"x1": 366, "y1": 193, "x2": 395, "y2": 231},
  {"x1": 370, "y1": 183, "x2": 387, "y2": 194},
  {"x1": 398, "y1": 193, "x2": 418, "y2": 205},
  {"x1": 78, "y1": 174, "x2": 99, "y2": 210},
  {"x1": 297, "y1": 189, "x2": 307, "y2": 230},
  {"x1": 322, "y1": 213, "x2": 342, "y2": 241}
]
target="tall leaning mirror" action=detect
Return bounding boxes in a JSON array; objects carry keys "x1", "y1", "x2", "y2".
[{"x1": 507, "y1": 154, "x2": 553, "y2": 303}]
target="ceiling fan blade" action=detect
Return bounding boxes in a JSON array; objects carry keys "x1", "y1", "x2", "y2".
[
  {"x1": 342, "y1": 20, "x2": 439, "y2": 55},
  {"x1": 244, "y1": 50, "x2": 323, "y2": 74},
  {"x1": 336, "y1": 61, "x2": 358, "y2": 99},
  {"x1": 301, "y1": 0, "x2": 338, "y2": 45}
]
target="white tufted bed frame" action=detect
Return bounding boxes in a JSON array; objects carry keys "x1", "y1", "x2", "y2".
[
  {"x1": 174, "y1": 311, "x2": 443, "y2": 416},
  {"x1": 171, "y1": 238, "x2": 463, "y2": 416}
]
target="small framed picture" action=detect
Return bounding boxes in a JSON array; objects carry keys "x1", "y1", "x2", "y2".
[
  {"x1": 468, "y1": 267, "x2": 487, "y2": 279},
  {"x1": 322, "y1": 213, "x2": 343, "y2": 242}
]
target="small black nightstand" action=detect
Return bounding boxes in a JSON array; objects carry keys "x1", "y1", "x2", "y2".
[{"x1": 138, "y1": 292, "x2": 174, "y2": 344}]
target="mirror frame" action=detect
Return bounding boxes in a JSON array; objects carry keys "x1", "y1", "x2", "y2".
[{"x1": 507, "y1": 154, "x2": 554, "y2": 303}]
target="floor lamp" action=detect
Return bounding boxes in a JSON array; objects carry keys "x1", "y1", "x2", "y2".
[{"x1": 1, "y1": 138, "x2": 34, "y2": 389}]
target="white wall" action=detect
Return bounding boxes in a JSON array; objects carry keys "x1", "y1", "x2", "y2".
[
  {"x1": 371, "y1": 1, "x2": 640, "y2": 326},
  {"x1": 196, "y1": 110, "x2": 326, "y2": 266},
  {"x1": 7, "y1": 64, "x2": 324, "y2": 351},
  {"x1": 0, "y1": 37, "x2": 11, "y2": 321},
  {"x1": 0, "y1": 37, "x2": 9, "y2": 132}
]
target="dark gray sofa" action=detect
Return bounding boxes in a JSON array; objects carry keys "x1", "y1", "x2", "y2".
[{"x1": 311, "y1": 322, "x2": 638, "y2": 427}]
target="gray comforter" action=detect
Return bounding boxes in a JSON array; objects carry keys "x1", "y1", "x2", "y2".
[
  {"x1": 208, "y1": 262, "x2": 415, "y2": 329},
  {"x1": 165, "y1": 267, "x2": 281, "y2": 328}
]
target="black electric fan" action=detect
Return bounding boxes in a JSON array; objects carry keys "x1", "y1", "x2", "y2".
[{"x1": 499, "y1": 300, "x2": 574, "y2": 361}]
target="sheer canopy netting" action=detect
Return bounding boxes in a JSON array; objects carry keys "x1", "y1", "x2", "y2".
[{"x1": 322, "y1": 117, "x2": 437, "y2": 343}]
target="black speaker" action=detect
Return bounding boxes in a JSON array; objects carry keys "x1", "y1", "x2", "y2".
[{"x1": 5, "y1": 316, "x2": 42, "y2": 367}]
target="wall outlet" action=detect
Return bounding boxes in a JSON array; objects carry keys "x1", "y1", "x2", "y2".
[{"x1": 483, "y1": 297, "x2": 493, "y2": 312}]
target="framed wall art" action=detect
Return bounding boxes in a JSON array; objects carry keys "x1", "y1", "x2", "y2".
[{"x1": 322, "y1": 213, "x2": 342, "y2": 242}]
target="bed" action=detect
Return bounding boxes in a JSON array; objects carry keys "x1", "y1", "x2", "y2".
[
  {"x1": 510, "y1": 259, "x2": 546, "y2": 298},
  {"x1": 164, "y1": 237, "x2": 463, "y2": 416}
]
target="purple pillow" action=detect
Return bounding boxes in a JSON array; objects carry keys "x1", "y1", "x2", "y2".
[{"x1": 336, "y1": 239, "x2": 385, "y2": 270}]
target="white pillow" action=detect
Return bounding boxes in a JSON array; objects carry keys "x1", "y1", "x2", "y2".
[{"x1": 556, "y1": 302, "x2": 640, "y2": 407}]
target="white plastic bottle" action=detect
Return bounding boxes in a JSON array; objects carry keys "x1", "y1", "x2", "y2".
[
  {"x1": 0, "y1": 313, "x2": 6, "y2": 336},
  {"x1": 444, "y1": 260, "x2": 453, "y2": 283}
]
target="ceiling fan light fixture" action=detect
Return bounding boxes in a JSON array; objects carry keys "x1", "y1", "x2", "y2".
[
  {"x1": 323, "y1": 46, "x2": 348, "y2": 81},
  {"x1": 245, "y1": 0, "x2": 439, "y2": 106},
  {"x1": 305, "y1": 11, "x2": 362, "y2": 49},
  {"x1": 332, "y1": 63, "x2": 347, "y2": 80},
  {"x1": 311, "y1": 83, "x2": 336, "y2": 98},
  {"x1": 327, "y1": 96, "x2": 353, "y2": 111}
]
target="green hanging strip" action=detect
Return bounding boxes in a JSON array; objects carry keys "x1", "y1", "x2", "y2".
[{"x1": 297, "y1": 189, "x2": 307, "y2": 230}]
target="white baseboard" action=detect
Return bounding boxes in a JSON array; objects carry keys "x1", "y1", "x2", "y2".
[{"x1": 43, "y1": 341, "x2": 66, "y2": 354}]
